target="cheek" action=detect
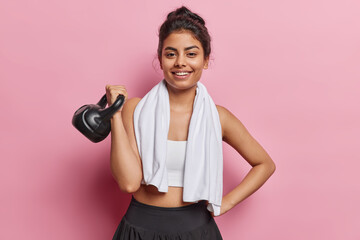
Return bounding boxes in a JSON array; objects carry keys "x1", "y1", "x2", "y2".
[
  {"x1": 190, "y1": 60, "x2": 206, "y2": 71},
  {"x1": 192, "y1": 63, "x2": 204, "y2": 71},
  {"x1": 161, "y1": 59, "x2": 174, "y2": 71}
]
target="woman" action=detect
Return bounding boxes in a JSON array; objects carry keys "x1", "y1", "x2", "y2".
[{"x1": 107, "y1": 6, "x2": 276, "y2": 240}]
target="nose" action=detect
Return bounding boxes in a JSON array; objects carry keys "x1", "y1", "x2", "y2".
[{"x1": 174, "y1": 54, "x2": 186, "y2": 67}]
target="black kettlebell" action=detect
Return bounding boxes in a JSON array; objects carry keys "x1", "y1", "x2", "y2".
[{"x1": 72, "y1": 94, "x2": 125, "y2": 143}]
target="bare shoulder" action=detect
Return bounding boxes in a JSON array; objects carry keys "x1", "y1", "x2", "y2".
[
  {"x1": 121, "y1": 97, "x2": 141, "y2": 118},
  {"x1": 215, "y1": 104, "x2": 230, "y2": 121},
  {"x1": 121, "y1": 97, "x2": 142, "y2": 130},
  {"x1": 215, "y1": 104, "x2": 247, "y2": 141},
  {"x1": 215, "y1": 105, "x2": 226, "y2": 138},
  {"x1": 124, "y1": 97, "x2": 142, "y2": 111}
]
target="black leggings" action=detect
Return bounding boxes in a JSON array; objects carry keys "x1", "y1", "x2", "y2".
[{"x1": 113, "y1": 196, "x2": 223, "y2": 240}]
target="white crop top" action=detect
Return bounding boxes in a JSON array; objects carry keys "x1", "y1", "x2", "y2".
[{"x1": 166, "y1": 140, "x2": 187, "y2": 187}]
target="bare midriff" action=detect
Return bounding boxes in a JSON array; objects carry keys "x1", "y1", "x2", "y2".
[{"x1": 133, "y1": 184, "x2": 199, "y2": 207}]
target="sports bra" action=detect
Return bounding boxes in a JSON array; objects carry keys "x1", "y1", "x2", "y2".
[{"x1": 166, "y1": 140, "x2": 187, "y2": 187}]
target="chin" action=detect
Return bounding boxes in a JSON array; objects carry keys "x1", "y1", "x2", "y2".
[{"x1": 165, "y1": 78, "x2": 199, "y2": 91}]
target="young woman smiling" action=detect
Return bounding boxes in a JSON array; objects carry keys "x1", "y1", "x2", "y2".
[{"x1": 107, "y1": 6, "x2": 276, "y2": 240}]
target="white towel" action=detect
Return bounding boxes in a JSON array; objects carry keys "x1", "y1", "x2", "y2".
[{"x1": 133, "y1": 79, "x2": 223, "y2": 216}]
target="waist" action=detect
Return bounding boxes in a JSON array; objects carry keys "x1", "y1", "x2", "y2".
[
  {"x1": 134, "y1": 184, "x2": 197, "y2": 207},
  {"x1": 125, "y1": 195, "x2": 211, "y2": 232}
]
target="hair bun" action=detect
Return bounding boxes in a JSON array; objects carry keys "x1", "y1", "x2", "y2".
[
  {"x1": 158, "y1": 6, "x2": 211, "y2": 58},
  {"x1": 167, "y1": 6, "x2": 205, "y2": 26}
]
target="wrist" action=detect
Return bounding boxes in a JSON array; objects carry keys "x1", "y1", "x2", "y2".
[{"x1": 223, "y1": 195, "x2": 236, "y2": 212}]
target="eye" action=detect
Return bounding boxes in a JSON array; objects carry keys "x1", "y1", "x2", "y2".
[
  {"x1": 187, "y1": 52, "x2": 197, "y2": 57},
  {"x1": 165, "y1": 52, "x2": 176, "y2": 58}
]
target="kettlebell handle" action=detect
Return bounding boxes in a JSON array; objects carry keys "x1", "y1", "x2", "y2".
[{"x1": 100, "y1": 94, "x2": 125, "y2": 121}]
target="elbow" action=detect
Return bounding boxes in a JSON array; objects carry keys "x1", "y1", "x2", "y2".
[
  {"x1": 269, "y1": 161, "x2": 276, "y2": 175},
  {"x1": 118, "y1": 181, "x2": 141, "y2": 193},
  {"x1": 253, "y1": 158, "x2": 276, "y2": 174},
  {"x1": 257, "y1": 158, "x2": 276, "y2": 175}
]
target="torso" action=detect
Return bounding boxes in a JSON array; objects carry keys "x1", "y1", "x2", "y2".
[{"x1": 130, "y1": 96, "x2": 221, "y2": 207}]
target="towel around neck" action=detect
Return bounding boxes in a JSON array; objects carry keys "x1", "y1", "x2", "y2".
[{"x1": 133, "y1": 79, "x2": 223, "y2": 216}]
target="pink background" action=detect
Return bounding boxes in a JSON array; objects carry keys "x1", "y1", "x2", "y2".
[{"x1": 1, "y1": 0, "x2": 359, "y2": 239}]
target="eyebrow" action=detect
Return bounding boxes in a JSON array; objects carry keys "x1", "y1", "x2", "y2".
[{"x1": 164, "y1": 45, "x2": 200, "y2": 51}]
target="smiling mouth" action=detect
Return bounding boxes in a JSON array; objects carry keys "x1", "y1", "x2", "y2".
[{"x1": 172, "y1": 71, "x2": 193, "y2": 76}]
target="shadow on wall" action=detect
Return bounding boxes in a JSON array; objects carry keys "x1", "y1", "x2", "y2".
[
  {"x1": 54, "y1": 141, "x2": 131, "y2": 234},
  {"x1": 89, "y1": 149, "x2": 130, "y2": 223}
]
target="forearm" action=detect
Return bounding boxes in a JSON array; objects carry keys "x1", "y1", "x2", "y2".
[
  {"x1": 224, "y1": 162, "x2": 276, "y2": 210},
  {"x1": 110, "y1": 112, "x2": 142, "y2": 192}
]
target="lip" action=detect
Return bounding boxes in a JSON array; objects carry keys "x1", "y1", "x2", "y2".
[{"x1": 171, "y1": 71, "x2": 193, "y2": 79}]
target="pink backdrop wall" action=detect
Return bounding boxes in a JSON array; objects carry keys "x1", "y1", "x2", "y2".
[{"x1": 1, "y1": 0, "x2": 359, "y2": 239}]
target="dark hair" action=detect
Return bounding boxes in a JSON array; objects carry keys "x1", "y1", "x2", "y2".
[{"x1": 157, "y1": 6, "x2": 211, "y2": 59}]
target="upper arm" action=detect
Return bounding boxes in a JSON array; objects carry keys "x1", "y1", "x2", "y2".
[
  {"x1": 216, "y1": 105, "x2": 274, "y2": 167},
  {"x1": 121, "y1": 97, "x2": 142, "y2": 165}
]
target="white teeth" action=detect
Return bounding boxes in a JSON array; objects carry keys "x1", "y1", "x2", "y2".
[{"x1": 174, "y1": 72, "x2": 189, "y2": 76}]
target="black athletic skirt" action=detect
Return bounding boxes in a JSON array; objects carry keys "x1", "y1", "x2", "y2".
[{"x1": 112, "y1": 196, "x2": 223, "y2": 240}]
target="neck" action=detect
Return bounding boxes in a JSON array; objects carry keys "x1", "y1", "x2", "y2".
[{"x1": 166, "y1": 82, "x2": 197, "y2": 112}]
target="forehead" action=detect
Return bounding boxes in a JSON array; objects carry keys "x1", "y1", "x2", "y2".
[{"x1": 163, "y1": 30, "x2": 203, "y2": 50}]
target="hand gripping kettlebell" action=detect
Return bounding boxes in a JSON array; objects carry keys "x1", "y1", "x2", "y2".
[{"x1": 72, "y1": 94, "x2": 125, "y2": 143}]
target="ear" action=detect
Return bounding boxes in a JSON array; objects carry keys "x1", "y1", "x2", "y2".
[{"x1": 203, "y1": 56, "x2": 209, "y2": 70}]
